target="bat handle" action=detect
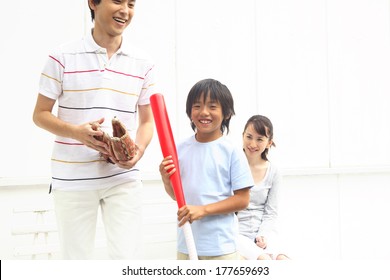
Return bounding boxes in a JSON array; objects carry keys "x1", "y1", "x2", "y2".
[{"x1": 182, "y1": 221, "x2": 198, "y2": 260}]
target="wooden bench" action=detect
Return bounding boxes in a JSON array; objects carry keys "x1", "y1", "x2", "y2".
[
  {"x1": 12, "y1": 204, "x2": 59, "y2": 259},
  {"x1": 11, "y1": 197, "x2": 177, "y2": 259}
]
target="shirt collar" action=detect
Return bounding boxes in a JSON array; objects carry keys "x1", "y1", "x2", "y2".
[{"x1": 84, "y1": 28, "x2": 127, "y2": 55}]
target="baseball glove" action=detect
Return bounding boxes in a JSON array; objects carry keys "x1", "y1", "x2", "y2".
[{"x1": 92, "y1": 117, "x2": 137, "y2": 164}]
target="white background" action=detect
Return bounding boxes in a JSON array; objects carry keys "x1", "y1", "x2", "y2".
[
  {"x1": 1, "y1": 0, "x2": 389, "y2": 181},
  {"x1": 1, "y1": 0, "x2": 390, "y2": 266}
]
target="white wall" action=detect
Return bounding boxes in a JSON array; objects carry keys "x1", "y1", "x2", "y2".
[
  {"x1": 279, "y1": 169, "x2": 390, "y2": 260},
  {"x1": 2, "y1": 169, "x2": 390, "y2": 260},
  {"x1": 0, "y1": 0, "x2": 389, "y2": 180},
  {"x1": 0, "y1": 0, "x2": 389, "y2": 260}
]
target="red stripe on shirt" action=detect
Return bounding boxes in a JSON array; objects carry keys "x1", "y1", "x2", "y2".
[
  {"x1": 144, "y1": 65, "x2": 154, "y2": 77},
  {"x1": 49, "y1": 55, "x2": 65, "y2": 68},
  {"x1": 55, "y1": 140, "x2": 84, "y2": 146},
  {"x1": 105, "y1": 68, "x2": 144, "y2": 79}
]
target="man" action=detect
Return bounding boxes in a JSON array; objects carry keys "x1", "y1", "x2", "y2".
[{"x1": 32, "y1": 0, "x2": 157, "y2": 259}]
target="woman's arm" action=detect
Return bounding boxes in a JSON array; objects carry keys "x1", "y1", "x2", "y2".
[{"x1": 257, "y1": 168, "x2": 281, "y2": 237}]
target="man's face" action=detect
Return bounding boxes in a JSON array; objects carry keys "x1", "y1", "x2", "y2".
[{"x1": 91, "y1": 0, "x2": 135, "y2": 38}]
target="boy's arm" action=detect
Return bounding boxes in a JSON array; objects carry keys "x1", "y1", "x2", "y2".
[
  {"x1": 177, "y1": 187, "x2": 250, "y2": 226},
  {"x1": 159, "y1": 155, "x2": 177, "y2": 200},
  {"x1": 204, "y1": 188, "x2": 250, "y2": 215}
]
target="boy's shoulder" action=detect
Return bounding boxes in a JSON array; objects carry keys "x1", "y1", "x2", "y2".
[
  {"x1": 217, "y1": 136, "x2": 242, "y2": 154},
  {"x1": 177, "y1": 135, "x2": 195, "y2": 148}
]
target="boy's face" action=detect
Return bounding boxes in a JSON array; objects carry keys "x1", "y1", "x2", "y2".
[
  {"x1": 90, "y1": 0, "x2": 135, "y2": 38},
  {"x1": 190, "y1": 92, "x2": 224, "y2": 142}
]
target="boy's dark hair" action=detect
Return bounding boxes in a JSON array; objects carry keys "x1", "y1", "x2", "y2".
[
  {"x1": 88, "y1": 0, "x2": 101, "y2": 21},
  {"x1": 243, "y1": 115, "x2": 276, "y2": 161},
  {"x1": 186, "y1": 78, "x2": 235, "y2": 134}
]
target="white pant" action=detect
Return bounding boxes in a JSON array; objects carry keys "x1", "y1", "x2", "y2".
[
  {"x1": 237, "y1": 234, "x2": 265, "y2": 260},
  {"x1": 237, "y1": 233, "x2": 284, "y2": 260},
  {"x1": 53, "y1": 181, "x2": 142, "y2": 259}
]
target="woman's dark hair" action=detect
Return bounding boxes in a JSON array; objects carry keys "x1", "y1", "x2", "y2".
[
  {"x1": 186, "y1": 79, "x2": 235, "y2": 134},
  {"x1": 243, "y1": 115, "x2": 276, "y2": 161}
]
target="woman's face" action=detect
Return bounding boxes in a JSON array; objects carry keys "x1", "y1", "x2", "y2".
[{"x1": 242, "y1": 123, "x2": 272, "y2": 159}]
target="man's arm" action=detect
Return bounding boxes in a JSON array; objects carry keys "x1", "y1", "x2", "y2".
[
  {"x1": 112, "y1": 103, "x2": 154, "y2": 169},
  {"x1": 134, "y1": 103, "x2": 154, "y2": 160},
  {"x1": 32, "y1": 93, "x2": 108, "y2": 154}
]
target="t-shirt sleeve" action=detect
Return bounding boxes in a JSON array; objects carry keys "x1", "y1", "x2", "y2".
[
  {"x1": 138, "y1": 59, "x2": 160, "y2": 106},
  {"x1": 38, "y1": 50, "x2": 64, "y2": 100},
  {"x1": 230, "y1": 148, "x2": 254, "y2": 191}
]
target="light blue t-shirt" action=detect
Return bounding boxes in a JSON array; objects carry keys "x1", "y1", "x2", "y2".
[{"x1": 176, "y1": 135, "x2": 254, "y2": 256}]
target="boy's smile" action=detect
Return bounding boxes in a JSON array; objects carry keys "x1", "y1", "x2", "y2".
[{"x1": 191, "y1": 93, "x2": 224, "y2": 142}]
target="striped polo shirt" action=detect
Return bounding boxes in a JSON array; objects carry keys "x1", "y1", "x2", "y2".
[{"x1": 39, "y1": 30, "x2": 158, "y2": 191}]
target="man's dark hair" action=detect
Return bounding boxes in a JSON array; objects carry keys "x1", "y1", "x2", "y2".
[{"x1": 88, "y1": 0, "x2": 101, "y2": 21}]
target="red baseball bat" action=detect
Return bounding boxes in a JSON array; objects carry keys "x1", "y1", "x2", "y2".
[
  {"x1": 150, "y1": 93, "x2": 198, "y2": 260},
  {"x1": 150, "y1": 93, "x2": 186, "y2": 208}
]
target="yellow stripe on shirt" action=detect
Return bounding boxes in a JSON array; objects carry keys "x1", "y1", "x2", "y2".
[
  {"x1": 63, "y1": 88, "x2": 139, "y2": 97},
  {"x1": 41, "y1": 73, "x2": 61, "y2": 84}
]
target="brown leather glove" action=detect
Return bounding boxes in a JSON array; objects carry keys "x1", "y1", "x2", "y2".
[{"x1": 92, "y1": 117, "x2": 136, "y2": 164}]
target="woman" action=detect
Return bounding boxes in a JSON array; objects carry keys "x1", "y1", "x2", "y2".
[{"x1": 236, "y1": 115, "x2": 290, "y2": 260}]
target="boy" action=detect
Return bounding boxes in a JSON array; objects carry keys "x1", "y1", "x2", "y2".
[{"x1": 160, "y1": 79, "x2": 253, "y2": 260}]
